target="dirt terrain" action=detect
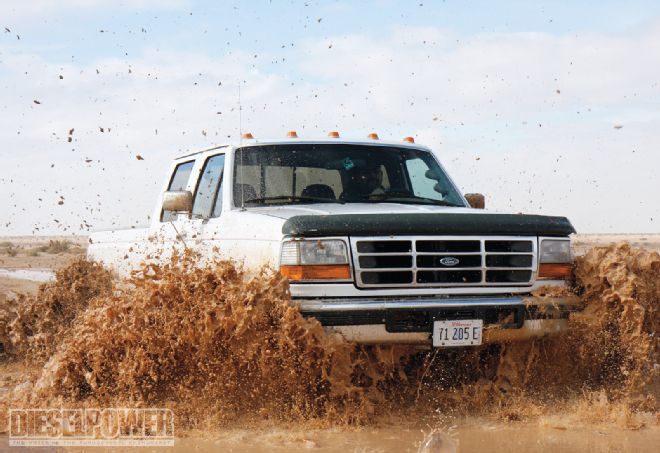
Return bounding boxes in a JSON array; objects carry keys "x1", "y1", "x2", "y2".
[
  {"x1": 0, "y1": 237, "x2": 86, "y2": 307},
  {"x1": 0, "y1": 236, "x2": 87, "y2": 270},
  {"x1": 0, "y1": 234, "x2": 658, "y2": 452},
  {"x1": 572, "y1": 234, "x2": 660, "y2": 255}
]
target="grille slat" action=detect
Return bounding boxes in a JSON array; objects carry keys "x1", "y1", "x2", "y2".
[
  {"x1": 357, "y1": 241, "x2": 412, "y2": 253},
  {"x1": 361, "y1": 271, "x2": 413, "y2": 285},
  {"x1": 359, "y1": 255, "x2": 413, "y2": 269},
  {"x1": 486, "y1": 270, "x2": 533, "y2": 283},
  {"x1": 486, "y1": 254, "x2": 533, "y2": 268},
  {"x1": 352, "y1": 236, "x2": 536, "y2": 288},
  {"x1": 415, "y1": 252, "x2": 483, "y2": 255},
  {"x1": 485, "y1": 240, "x2": 533, "y2": 253},
  {"x1": 417, "y1": 270, "x2": 482, "y2": 284},
  {"x1": 416, "y1": 240, "x2": 480, "y2": 253}
]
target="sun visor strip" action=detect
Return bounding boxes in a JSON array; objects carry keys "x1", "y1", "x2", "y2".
[{"x1": 282, "y1": 213, "x2": 576, "y2": 237}]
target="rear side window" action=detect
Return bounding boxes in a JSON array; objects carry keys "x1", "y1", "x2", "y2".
[
  {"x1": 192, "y1": 154, "x2": 226, "y2": 218},
  {"x1": 161, "y1": 160, "x2": 194, "y2": 222}
]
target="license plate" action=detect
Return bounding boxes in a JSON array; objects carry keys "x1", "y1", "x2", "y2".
[{"x1": 433, "y1": 319, "x2": 483, "y2": 347}]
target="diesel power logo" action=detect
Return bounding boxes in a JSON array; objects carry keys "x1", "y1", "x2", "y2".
[{"x1": 9, "y1": 408, "x2": 174, "y2": 447}]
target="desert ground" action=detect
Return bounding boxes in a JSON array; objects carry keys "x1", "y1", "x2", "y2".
[
  {"x1": 571, "y1": 233, "x2": 660, "y2": 255},
  {"x1": 0, "y1": 236, "x2": 87, "y2": 305},
  {"x1": 0, "y1": 234, "x2": 658, "y2": 452}
]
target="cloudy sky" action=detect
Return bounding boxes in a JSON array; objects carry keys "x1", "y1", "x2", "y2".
[{"x1": 1, "y1": 0, "x2": 659, "y2": 235}]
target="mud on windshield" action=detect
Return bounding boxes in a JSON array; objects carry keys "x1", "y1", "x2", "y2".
[{"x1": 232, "y1": 144, "x2": 465, "y2": 207}]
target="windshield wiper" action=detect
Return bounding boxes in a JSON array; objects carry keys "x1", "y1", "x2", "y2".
[
  {"x1": 359, "y1": 192, "x2": 462, "y2": 207},
  {"x1": 244, "y1": 195, "x2": 345, "y2": 205}
]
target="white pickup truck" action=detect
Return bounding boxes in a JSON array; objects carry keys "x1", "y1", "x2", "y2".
[{"x1": 88, "y1": 133, "x2": 579, "y2": 347}]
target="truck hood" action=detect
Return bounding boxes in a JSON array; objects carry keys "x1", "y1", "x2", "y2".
[
  {"x1": 244, "y1": 204, "x2": 576, "y2": 237},
  {"x1": 245, "y1": 203, "x2": 476, "y2": 220}
]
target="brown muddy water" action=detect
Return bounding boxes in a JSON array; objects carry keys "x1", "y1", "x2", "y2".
[
  {"x1": 2, "y1": 422, "x2": 654, "y2": 452},
  {"x1": 0, "y1": 243, "x2": 658, "y2": 452}
]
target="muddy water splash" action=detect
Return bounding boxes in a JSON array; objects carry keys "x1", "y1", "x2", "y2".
[
  {"x1": 3, "y1": 252, "x2": 386, "y2": 426},
  {"x1": 0, "y1": 244, "x2": 658, "y2": 430},
  {"x1": 0, "y1": 258, "x2": 112, "y2": 360}
]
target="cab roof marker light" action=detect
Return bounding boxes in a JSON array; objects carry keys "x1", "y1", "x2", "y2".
[
  {"x1": 287, "y1": 131, "x2": 298, "y2": 138},
  {"x1": 242, "y1": 132, "x2": 254, "y2": 139},
  {"x1": 367, "y1": 132, "x2": 379, "y2": 139},
  {"x1": 403, "y1": 136, "x2": 415, "y2": 143},
  {"x1": 328, "y1": 131, "x2": 340, "y2": 138}
]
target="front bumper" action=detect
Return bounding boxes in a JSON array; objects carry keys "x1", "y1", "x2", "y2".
[{"x1": 296, "y1": 295, "x2": 581, "y2": 345}]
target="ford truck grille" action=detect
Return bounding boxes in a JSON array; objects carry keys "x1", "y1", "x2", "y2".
[{"x1": 350, "y1": 236, "x2": 537, "y2": 288}]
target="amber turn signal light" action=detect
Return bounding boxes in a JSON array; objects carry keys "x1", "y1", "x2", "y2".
[
  {"x1": 280, "y1": 264, "x2": 351, "y2": 281},
  {"x1": 538, "y1": 263, "x2": 573, "y2": 279}
]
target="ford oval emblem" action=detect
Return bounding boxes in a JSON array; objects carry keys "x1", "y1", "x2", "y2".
[{"x1": 440, "y1": 257, "x2": 460, "y2": 266}]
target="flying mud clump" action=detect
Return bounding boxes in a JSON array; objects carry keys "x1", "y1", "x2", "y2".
[{"x1": 0, "y1": 244, "x2": 658, "y2": 430}]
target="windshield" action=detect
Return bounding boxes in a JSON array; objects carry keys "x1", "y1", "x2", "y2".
[{"x1": 232, "y1": 144, "x2": 465, "y2": 207}]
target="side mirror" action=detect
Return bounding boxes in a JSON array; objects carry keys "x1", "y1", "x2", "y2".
[
  {"x1": 162, "y1": 190, "x2": 193, "y2": 213},
  {"x1": 433, "y1": 182, "x2": 448, "y2": 196},
  {"x1": 464, "y1": 193, "x2": 485, "y2": 209}
]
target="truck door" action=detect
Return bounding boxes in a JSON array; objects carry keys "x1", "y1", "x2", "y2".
[
  {"x1": 154, "y1": 158, "x2": 205, "y2": 259},
  {"x1": 157, "y1": 153, "x2": 227, "y2": 260},
  {"x1": 187, "y1": 153, "x2": 227, "y2": 264}
]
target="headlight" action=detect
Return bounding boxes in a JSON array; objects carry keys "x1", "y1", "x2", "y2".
[
  {"x1": 280, "y1": 239, "x2": 351, "y2": 281},
  {"x1": 540, "y1": 239, "x2": 572, "y2": 263},
  {"x1": 538, "y1": 239, "x2": 573, "y2": 280},
  {"x1": 281, "y1": 239, "x2": 349, "y2": 265}
]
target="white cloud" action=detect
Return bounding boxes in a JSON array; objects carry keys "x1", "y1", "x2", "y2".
[
  {"x1": 1, "y1": 0, "x2": 188, "y2": 22},
  {"x1": 299, "y1": 24, "x2": 660, "y2": 121},
  {"x1": 1, "y1": 22, "x2": 659, "y2": 235}
]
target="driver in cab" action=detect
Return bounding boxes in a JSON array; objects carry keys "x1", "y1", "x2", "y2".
[{"x1": 340, "y1": 163, "x2": 387, "y2": 201}]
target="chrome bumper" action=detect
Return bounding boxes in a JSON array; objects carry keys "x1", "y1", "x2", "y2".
[{"x1": 296, "y1": 295, "x2": 581, "y2": 345}]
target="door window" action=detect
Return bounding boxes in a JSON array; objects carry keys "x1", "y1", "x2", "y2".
[
  {"x1": 192, "y1": 154, "x2": 226, "y2": 218},
  {"x1": 161, "y1": 160, "x2": 194, "y2": 222}
]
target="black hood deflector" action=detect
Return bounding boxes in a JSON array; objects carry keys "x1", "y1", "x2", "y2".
[{"x1": 282, "y1": 213, "x2": 575, "y2": 237}]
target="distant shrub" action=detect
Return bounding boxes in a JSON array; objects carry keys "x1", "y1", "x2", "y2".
[
  {"x1": 3, "y1": 246, "x2": 18, "y2": 257},
  {"x1": 40, "y1": 240, "x2": 72, "y2": 254},
  {"x1": 69, "y1": 245, "x2": 86, "y2": 255}
]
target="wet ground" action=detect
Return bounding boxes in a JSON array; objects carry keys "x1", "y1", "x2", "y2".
[
  {"x1": 0, "y1": 269, "x2": 54, "y2": 282},
  {"x1": 151, "y1": 423, "x2": 660, "y2": 453},
  {"x1": 1, "y1": 421, "x2": 658, "y2": 452}
]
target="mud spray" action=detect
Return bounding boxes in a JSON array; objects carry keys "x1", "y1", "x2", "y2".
[{"x1": 0, "y1": 243, "x2": 657, "y2": 434}]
